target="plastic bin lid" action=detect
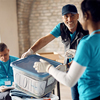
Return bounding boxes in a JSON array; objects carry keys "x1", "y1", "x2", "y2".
[{"x1": 11, "y1": 55, "x2": 62, "y2": 79}]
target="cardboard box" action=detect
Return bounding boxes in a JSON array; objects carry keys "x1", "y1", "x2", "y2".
[{"x1": 36, "y1": 52, "x2": 64, "y2": 64}]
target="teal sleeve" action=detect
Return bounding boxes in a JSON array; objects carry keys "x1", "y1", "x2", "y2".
[
  {"x1": 50, "y1": 23, "x2": 61, "y2": 38},
  {"x1": 10, "y1": 56, "x2": 19, "y2": 63},
  {"x1": 74, "y1": 40, "x2": 91, "y2": 67}
]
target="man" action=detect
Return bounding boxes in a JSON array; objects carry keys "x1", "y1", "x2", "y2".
[
  {"x1": 0, "y1": 43, "x2": 19, "y2": 100},
  {"x1": 21, "y1": 4, "x2": 88, "y2": 100}
]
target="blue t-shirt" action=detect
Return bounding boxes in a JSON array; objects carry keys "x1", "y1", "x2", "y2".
[
  {"x1": 0, "y1": 56, "x2": 19, "y2": 86},
  {"x1": 50, "y1": 23, "x2": 76, "y2": 40},
  {"x1": 50, "y1": 23, "x2": 61, "y2": 38},
  {"x1": 50, "y1": 23, "x2": 76, "y2": 62},
  {"x1": 74, "y1": 34, "x2": 100, "y2": 100}
]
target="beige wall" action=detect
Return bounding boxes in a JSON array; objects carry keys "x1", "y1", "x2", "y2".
[{"x1": 0, "y1": 0, "x2": 19, "y2": 57}]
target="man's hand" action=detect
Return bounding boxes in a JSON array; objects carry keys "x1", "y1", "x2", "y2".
[
  {"x1": 33, "y1": 59, "x2": 52, "y2": 73},
  {"x1": 65, "y1": 49, "x2": 76, "y2": 58},
  {"x1": 0, "y1": 85, "x2": 15, "y2": 92},
  {"x1": 0, "y1": 86, "x2": 7, "y2": 92},
  {"x1": 21, "y1": 48, "x2": 34, "y2": 59}
]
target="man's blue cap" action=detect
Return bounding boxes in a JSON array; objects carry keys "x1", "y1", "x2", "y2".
[{"x1": 62, "y1": 4, "x2": 78, "y2": 15}]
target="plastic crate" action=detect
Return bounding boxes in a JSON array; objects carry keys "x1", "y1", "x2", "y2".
[{"x1": 11, "y1": 55, "x2": 62, "y2": 98}]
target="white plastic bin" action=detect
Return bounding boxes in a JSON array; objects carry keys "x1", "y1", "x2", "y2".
[
  {"x1": 11, "y1": 94, "x2": 59, "y2": 100},
  {"x1": 11, "y1": 55, "x2": 62, "y2": 98}
]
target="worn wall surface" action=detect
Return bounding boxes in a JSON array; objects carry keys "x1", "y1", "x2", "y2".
[
  {"x1": 17, "y1": 0, "x2": 82, "y2": 57},
  {"x1": 17, "y1": 0, "x2": 33, "y2": 56},
  {"x1": 0, "y1": 0, "x2": 19, "y2": 57}
]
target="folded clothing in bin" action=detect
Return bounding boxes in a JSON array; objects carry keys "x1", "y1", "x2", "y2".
[
  {"x1": 10, "y1": 55, "x2": 62, "y2": 98},
  {"x1": 10, "y1": 89, "x2": 35, "y2": 98},
  {"x1": 11, "y1": 93, "x2": 59, "y2": 100},
  {"x1": 10, "y1": 89, "x2": 51, "y2": 98}
]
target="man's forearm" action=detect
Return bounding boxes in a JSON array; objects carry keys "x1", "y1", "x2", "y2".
[{"x1": 31, "y1": 34, "x2": 55, "y2": 53}]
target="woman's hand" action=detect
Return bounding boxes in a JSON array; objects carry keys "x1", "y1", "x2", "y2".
[{"x1": 33, "y1": 59, "x2": 52, "y2": 73}]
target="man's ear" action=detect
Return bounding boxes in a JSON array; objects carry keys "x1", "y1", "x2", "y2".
[
  {"x1": 77, "y1": 13, "x2": 79, "y2": 19},
  {"x1": 62, "y1": 16, "x2": 64, "y2": 21},
  {"x1": 8, "y1": 49, "x2": 10, "y2": 52}
]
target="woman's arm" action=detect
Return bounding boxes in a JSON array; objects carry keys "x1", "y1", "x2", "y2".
[{"x1": 49, "y1": 61, "x2": 86, "y2": 87}]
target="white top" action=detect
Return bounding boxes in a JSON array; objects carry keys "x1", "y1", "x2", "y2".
[{"x1": 49, "y1": 61, "x2": 86, "y2": 87}]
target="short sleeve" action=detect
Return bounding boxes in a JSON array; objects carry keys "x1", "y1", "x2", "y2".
[
  {"x1": 74, "y1": 40, "x2": 91, "y2": 67},
  {"x1": 10, "y1": 56, "x2": 19, "y2": 62},
  {"x1": 50, "y1": 23, "x2": 61, "y2": 38}
]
